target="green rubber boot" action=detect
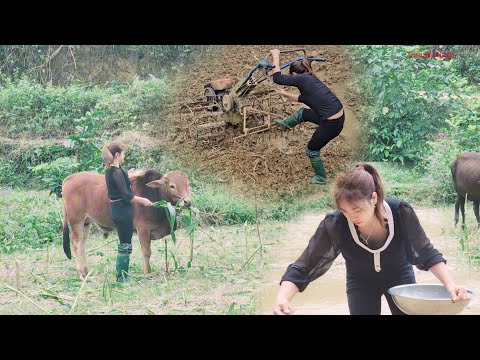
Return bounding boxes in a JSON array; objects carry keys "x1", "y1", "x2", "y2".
[
  {"x1": 116, "y1": 243, "x2": 132, "y2": 283},
  {"x1": 306, "y1": 147, "x2": 327, "y2": 185},
  {"x1": 275, "y1": 108, "x2": 305, "y2": 130},
  {"x1": 309, "y1": 157, "x2": 327, "y2": 184}
]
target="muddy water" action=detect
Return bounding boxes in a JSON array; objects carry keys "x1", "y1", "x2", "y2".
[{"x1": 259, "y1": 208, "x2": 480, "y2": 315}]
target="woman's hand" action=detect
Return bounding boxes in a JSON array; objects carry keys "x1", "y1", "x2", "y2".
[
  {"x1": 273, "y1": 281, "x2": 299, "y2": 314},
  {"x1": 132, "y1": 196, "x2": 153, "y2": 207},
  {"x1": 428, "y1": 263, "x2": 472, "y2": 303},
  {"x1": 273, "y1": 298, "x2": 294, "y2": 315},
  {"x1": 446, "y1": 285, "x2": 471, "y2": 303},
  {"x1": 275, "y1": 89, "x2": 288, "y2": 97},
  {"x1": 140, "y1": 197, "x2": 153, "y2": 207},
  {"x1": 270, "y1": 49, "x2": 280, "y2": 57}
]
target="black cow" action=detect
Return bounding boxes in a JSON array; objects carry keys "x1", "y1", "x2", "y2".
[{"x1": 451, "y1": 152, "x2": 480, "y2": 228}]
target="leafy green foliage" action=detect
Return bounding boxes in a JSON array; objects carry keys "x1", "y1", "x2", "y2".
[
  {"x1": 349, "y1": 45, "x2": 476, "y2": 164},
  {"x1": 0, "y1": 76, "x2": 109, "y2": 136},
  {"x1": 63, "y1": 110, "x2": 106, "y2": 172},
  {"x1": 31, "y1": 110, "x2": 107, "y2": 197},
  {"x1": 31, "y1": 157, "x2": 80, "y2": 198},
  {"x1": 0, "y1": 75, "x2": 171, "y2": 137},
  {"x1": 440, "y1": 45, "x2": 480, "y2": 85},
  {"x1": 0, "y1": 189, "x2": 62, "y2": 254},
  {"x1": 0, "y1": 45, "x2": 212, "y2": 86},
  {"x1": 153, "y1": 201, "x2": 199, "y2": 273},
  {"x1": 0, "y1": 142, "x2": 71, "y2": 186}
]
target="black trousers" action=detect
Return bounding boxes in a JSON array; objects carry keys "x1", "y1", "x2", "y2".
[
  {"x1": 110, "y1": 200, "x2": 134, "y2": 245},
  {"x1": 347, "y1": 287, "x2": 407, "y2": 315},
  {"x1": 346, "y1": 270, "x2": 416, "y2": 315},
  {"x1": 302, "y1": 110, "x2": 345, "y2": 152}
]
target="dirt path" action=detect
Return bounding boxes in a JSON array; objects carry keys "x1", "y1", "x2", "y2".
[{"x1": 259, "y1": 207, "x2": 480, "y2": 315}]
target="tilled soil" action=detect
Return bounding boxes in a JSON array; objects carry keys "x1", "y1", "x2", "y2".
[{"x1": 167, "y1": 45, "x2": 361, "y2": 196}]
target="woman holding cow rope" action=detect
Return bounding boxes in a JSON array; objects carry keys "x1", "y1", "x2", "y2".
[
  {"x1": 102, "y1": 142, "x2": 153, "y2": 282},
  {"x1": 270, "y1": 49, "x2": 345, "y2": 185}
]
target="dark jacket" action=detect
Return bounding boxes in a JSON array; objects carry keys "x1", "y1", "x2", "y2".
[
  {"x1": 272, "y1": 72, "x2": 343, "y2": 120},
  {"x1": 105, "y1": 166, "x2": 135, "y2": 203},
  {"x1": 281, "y1": 198, "x2": 446, "y2": 292}
]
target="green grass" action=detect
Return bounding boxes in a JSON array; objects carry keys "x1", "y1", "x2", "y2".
[
  {"x1": 0, "y1": 204, "x2": 286, "y2": 314},
  {"x1": 0, "y1": 185, "x2": 328, "y2": 315},
  {"x1": 1, "y1": 173, "x2": 478, "y2": 314},
  {"x1": 0, "y1": 188, "x2": 63, "y2": 254},
  {"x1": 445, "y1": 222, "x2": 480, "y2": 267},
  {"x1": 372, "y1": 162, "x2": 453, "y2": 207}
]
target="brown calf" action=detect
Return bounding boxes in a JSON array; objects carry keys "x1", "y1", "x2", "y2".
[{"x1": 62, "y1": 169, "x2": 191, "y2": 276}]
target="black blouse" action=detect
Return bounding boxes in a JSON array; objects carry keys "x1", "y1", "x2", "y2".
[
  {"x1": 280, "y1": 198, "x2": 446, "y2": 292},
  {"x1": 105, "y1": 166, "x2": 135, "y2": 203},
  {"x1": 272, "y1": 72, "x2": 343, "y2": 120}
]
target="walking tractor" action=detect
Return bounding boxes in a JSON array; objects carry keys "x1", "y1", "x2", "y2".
[{"x1": 179, "y1": 49, "x2": 327, "y2": 147}]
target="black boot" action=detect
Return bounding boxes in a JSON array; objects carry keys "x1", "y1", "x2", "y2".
[
  {"x1": 275, "y1": 108, "x2": 305, "y2": 130},
  {"x1": 116, "y1": 243, "x2": 132, "y2": 283}
]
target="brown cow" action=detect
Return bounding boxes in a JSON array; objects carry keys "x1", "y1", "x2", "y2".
[
  {"x1": 61, "y1": 169, "x2": 191, "y2": 276},
  {"x1": 451, "y1": 152, "x2": 480, "y2": 228}
]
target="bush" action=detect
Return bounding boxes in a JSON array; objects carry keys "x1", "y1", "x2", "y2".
[
  {"x1": 349, "y1": 45, "x2": 475, "y2": 164},
  {"x1": 0, "y1": 141, "x2": 71, "y2": 187},
  {"x1": 0, "y1": 77, "x2": 109, "y2": 136},
  {"x1": 0, "y1": 75, "x2": 171, "y2": 137}
]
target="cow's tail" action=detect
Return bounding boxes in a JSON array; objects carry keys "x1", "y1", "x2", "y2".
[
  {"x1": 63, "y1": 206, "x2": 72, "y2": 259},
  {"x1": 451, "y1": 158, "x2": 458, "y2": 191}
]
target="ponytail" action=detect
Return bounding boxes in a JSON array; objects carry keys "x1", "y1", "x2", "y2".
[
  {"x1": 302, "y1": 59, "x2": 318, "y2": 79},
  {"x1": 289, "y1": 59, "x2": 318, "y2": 79},
  {"x1": 334, "y1": 162, "x2": 387, "y2": 223},
  {"x1": 356, "y1": 163, "x2": 386, "y2": 223},
  {"x1": 102, "y1": 146, "x2": 114, "y2": 165},
  {"x1": 102, "y1": 142, "x2": 126, "y2": 167}
]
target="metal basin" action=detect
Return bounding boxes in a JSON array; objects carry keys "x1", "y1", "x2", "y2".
[{"x1": 388, "y1": 284, "x2": 474, "y2": 315}]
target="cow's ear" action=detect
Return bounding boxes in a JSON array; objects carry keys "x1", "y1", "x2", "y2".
[{"x1": 146, "y1": 178, "x2": 167, "y2": 188}]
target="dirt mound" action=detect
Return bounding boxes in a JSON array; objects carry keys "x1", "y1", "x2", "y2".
[{"x1": 167, "y1": 45, "x2": 361, "y2": 196}]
